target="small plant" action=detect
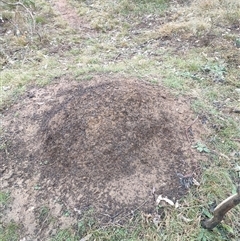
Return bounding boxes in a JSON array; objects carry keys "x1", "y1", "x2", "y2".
[
  {"x1": 0, "y1": 222, "x2": 19, "y2": 241},
  {"x1": 38, "y1": 206, "x2": 50, "y2": 222},
  {"x1": 0, "y1": 192, "x2": 10, "y2": 207},
  {"x1": 236, "y1": 38, "x2": 240, "y2": 48},
  {"x1": 193, "y1": 142, "x2": 210, "y2": 153},
  {"x1": 34, "y1": 185, "x2": 41, "y2": 190},
  {"x1": 50, "y1": 229, "x2": 75, "y2": 241},
  {"x1": 0, "y1": 143, "x2": 7, "y2": 150},
  {"x1": 63, "y1": 210, "x2": 71, "y2": 217},
  {"x1": 201, "y1": 63, "x2": 227, "y2": 83}
]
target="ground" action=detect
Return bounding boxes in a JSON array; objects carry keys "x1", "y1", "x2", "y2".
[
  {"x1": 1, "y1": 75, "x2": 205, "y2": 239},
  {"x1": 0, "y1": 0, "x2": 240, "y2": 240}
]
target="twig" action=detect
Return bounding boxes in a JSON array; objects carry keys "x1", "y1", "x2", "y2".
[
  {"x1": 117, "y1": 200, "x2": 148, "y2": 222},
  {"x1": 130, "y1": 200, "x2": 148, "y2": 214},
  {"x1": 152, "y1": 186, "x2": 156, "y2": 202},
  {"x1": 185, "y1": 115, "x2": 199, "y2": 160},
  {"x1": 202, "y1": 185, "x2": 240, "y2": 230},
  {"x1": 231, "y1": 109, "x2": 240, "y2": 114},
  {"x1": 231, "y1": 138, "x2": 240, "y2": 142},
  {"x1": 114, "y1": 53, "x2": 121, "y2": 61},
  {"x1": 185, "y1": 128, "x2": 191, "y2": 143},
  {"x1": 211, "y1": 150, "x2": 230, "y2": 160},
  {"x1": 0, "y1": 0, "x2": 35, "y2": 34},
  {"x1": 188, "y1": 115, "x2": 199, "y2": 128},
  {"x1": 35, "y1": 212, "x2": 50, "y2": 237},
  {"x1": 100, "y1": 210, "x2": 124, "y2": 220},
  {"x1": 185, "y1": 115, "x2": 198, "y2": 143}
]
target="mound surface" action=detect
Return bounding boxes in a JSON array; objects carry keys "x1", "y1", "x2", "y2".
[{"x1": 1, "y1": 77, "x2": 204, "y2": 234}]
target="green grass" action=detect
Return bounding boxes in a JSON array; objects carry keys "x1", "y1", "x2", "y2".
[
  {"x1": 0, "y1": 192, "x2": 20, "y2": 240},
  {"x1": 1, "y1": 0, "x2": 240, "y2": 240},
  {"x1": 0, "y1": 192, "x2": 10, "y2": 207},
  {"x1": 0, "y1": 222, "x2": 19, "y2": 241},
  {"x1": 122, "y1": 0, "x2": 169, "y2": 14},
  {"x1": 51, "y1": 229, "x2": 76, "y2": 241},
  {"x1": 51, "y1": 215, "x2": 158, "y2": 241}
]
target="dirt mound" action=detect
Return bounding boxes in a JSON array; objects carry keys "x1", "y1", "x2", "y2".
[{"x1": 1, "y1": 76, "x2": 204, "y2": 236}]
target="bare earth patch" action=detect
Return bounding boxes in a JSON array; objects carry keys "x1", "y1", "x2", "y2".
[
  {"x1": 0, "y1": 76, "x2": 206, "y2": 239},
  {"x1": 50, "y1": 0, "x2": 97, "y2": 37}
]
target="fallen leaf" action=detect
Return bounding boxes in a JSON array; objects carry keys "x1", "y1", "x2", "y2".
[
  {"x1": 175, "y1": 200, "x2": 180, "y2": 209},
  {"x1": 156, "y1": 195, "x2": 174, "y2": 206},
  {"x1": 179, "y1": 214, "x2": 193, "y2": 223},
  {"x1": 79, "y1": 233, "x2": 92, "y2": 241},
  {"x1": 193, "y1": 178, "x2": 200, "y2": 186},
  {"x1": 3, "y1": 86, "x2": 11, "y2": 91}
]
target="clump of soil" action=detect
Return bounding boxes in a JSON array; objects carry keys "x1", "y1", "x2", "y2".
[{"x1": 1, "y1": 76, "x2": 205, "y2": 238}]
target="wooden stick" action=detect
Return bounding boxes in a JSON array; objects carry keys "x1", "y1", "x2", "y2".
[
  {"x1": 202, "y1": 185, "x2": 240, "y2": 230},
  {"x1": 185, "y1": 115, "x2": 198, "y2": 143}
]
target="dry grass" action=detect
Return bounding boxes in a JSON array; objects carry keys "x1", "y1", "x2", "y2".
[
  {"x1": 159, "y1": 0, "x2": 240, "y2": 37},
  {"x1": 1, "y1": 0, "x2": 240, "y2": 240}
]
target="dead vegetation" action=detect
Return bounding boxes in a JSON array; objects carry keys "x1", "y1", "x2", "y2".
[{"x1": 1, "y1": 0, "x2": 240, "y2": 240}]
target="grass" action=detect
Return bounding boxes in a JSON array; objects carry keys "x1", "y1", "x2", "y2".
[
  {"x1": 0, "y1": 192, "x2": 10, "y2": 207},
  {"x1": 0, "y1": 192, "x2": 20, "y2": 241},
  {"x1": 1, "y1": 0, "x2": 240, "y2": 240},
  {"x1": 0, "y1": 222, "x2": 19, "y2": 241},
  {"x1": 50, "y1": 214, "x2": 159, "y2": 241},
  {"x1": 0, "y1": 192, "x2": 19, "y2": 241}
]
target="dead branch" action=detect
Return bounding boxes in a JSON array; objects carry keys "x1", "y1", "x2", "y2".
[{"x1": 202, "y1": 185, "x2": 240, "y2": 230}]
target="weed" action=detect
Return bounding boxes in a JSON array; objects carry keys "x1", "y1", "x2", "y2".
[
  {"x1": 37, "y1": 206, "x2": 50, "y2": 223},
  {"x1": 0, "y1": 222, "x2": 19, "y2": 241},
  {"x1": 35, "y1": 15, "x2": 47, "y2": 25},
  {"x1": 236, "y1": 39, "x2": 240, "y2": 48},
  {"x1": 76, "y1": 209, "x2": 96, "y2": 238},
  {"x1": 201, "y1": 63, "x2": 227, "y2": 83},
  {"x1": 193, "y1": 142, "x2": 210, "y2": 153},
  {"x1": 51, "y1": 229, "x2": 75, "y2": 241},
  {"x1": 1, "y1": 0, "x2": 240, "y2": 240},
  {"x1": 162, "y1": 76, "x2": 186, "y2": 90},
  {"x1": 0, "y1": 192, "x2": 10, "y2": 207},
  {"x1": 0, "y1": 143, "x2": 7, "y2": 150},
  {"x1": 34, "y1": 185, "x2": 41, "y2": 190}
]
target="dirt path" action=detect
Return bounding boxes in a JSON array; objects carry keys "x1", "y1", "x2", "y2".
[{"x1": 50, "y1": 0, "x2": 97, "y2": 36}]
